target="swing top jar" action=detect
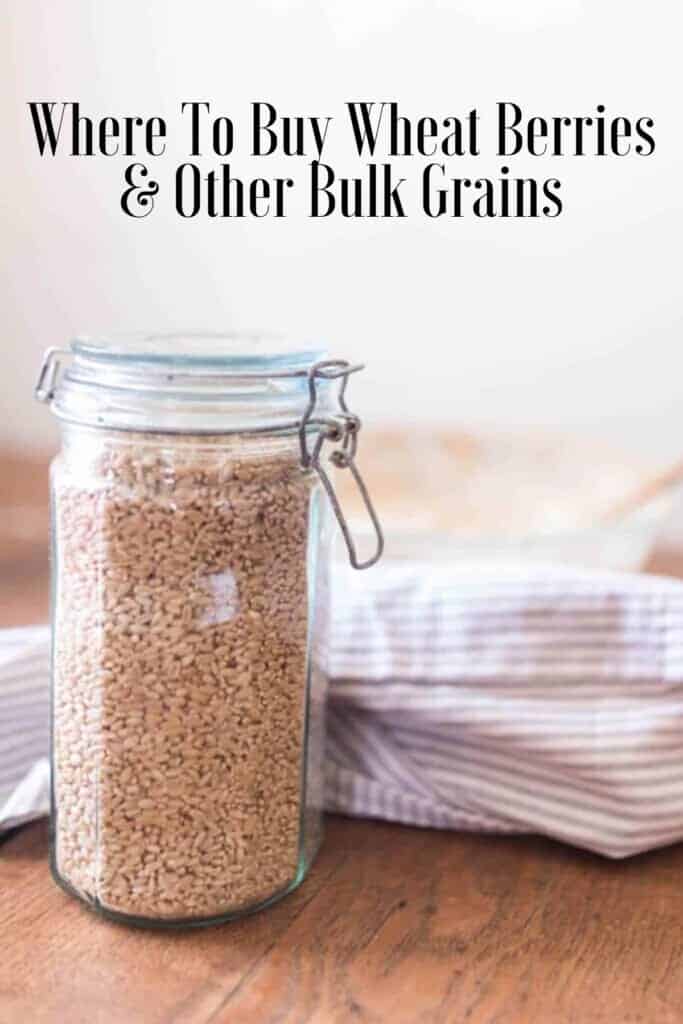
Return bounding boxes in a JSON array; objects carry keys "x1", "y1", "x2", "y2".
[{"x1": 36, "y1": 331, "x2": 381, "y2": 927}]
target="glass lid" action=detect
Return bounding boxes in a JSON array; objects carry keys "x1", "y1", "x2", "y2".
[
  {"x1": 36, "y1": 330, "x2": 333, "y2": 433},
  {"x1": 71, "y1": 331, "x2": 326, "y2": 373}
]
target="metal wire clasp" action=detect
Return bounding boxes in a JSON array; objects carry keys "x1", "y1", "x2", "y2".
[
  {"x1": 34, "y1": 347, "x2": 71, "y2": 403},
  {"x1": 299, "y1": 360, "x2": 384, "y2": 570}
]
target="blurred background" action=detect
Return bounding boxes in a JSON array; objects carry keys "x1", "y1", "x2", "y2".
[{"x1": 1, "y1": 0, "x2": 682, "y2": 620}]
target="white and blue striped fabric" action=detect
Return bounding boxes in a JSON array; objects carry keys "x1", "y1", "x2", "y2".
[{"x1": 4, "y1": 562, "x2": 683, "y2": 858}]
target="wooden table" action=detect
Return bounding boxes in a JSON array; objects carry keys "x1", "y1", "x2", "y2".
[{"x1": 2, "y1": 454, "x2": 683, "y2": 1024}]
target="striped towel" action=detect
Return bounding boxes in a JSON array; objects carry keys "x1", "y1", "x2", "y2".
[
  {"x1": 0, "y1": 626, "x2": 50, "y2": 831},
  {"x1": 325, "y1": 562, "x2": 683, "y2": 858},
  {"x1": 3, "y1": 563, "x2": 683, "y2": 858}
]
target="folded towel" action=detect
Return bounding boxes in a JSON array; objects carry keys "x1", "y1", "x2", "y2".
[
  {"x1": 0, "y1": 626, "x2": 50, "y2": 830},
  {"x1": 4, "y1": 563, "x2": 683, "y2": 858}
]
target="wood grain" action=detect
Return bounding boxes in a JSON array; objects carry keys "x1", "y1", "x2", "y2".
[
  {"x1": 3, "y1": 449, "x2": 683, "y2": 1023},
  {"x1": 3, "y1": 818, "x2": 683, "y2": 1023}
]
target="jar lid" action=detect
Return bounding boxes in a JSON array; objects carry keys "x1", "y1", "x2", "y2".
[
  {"x1": 36, "y1": 331, "x2": 332, "y2": 434},
  {"x1": 71, "y1": 330, "x2": 326, "y2": 373}
]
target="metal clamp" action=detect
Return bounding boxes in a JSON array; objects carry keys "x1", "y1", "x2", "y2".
[
  {"x1": 34, "y1": 347, "x2": 71, "y2": 403},
  {"x1": 300, "y1": 360, "x2": 384, "y2": 570}
]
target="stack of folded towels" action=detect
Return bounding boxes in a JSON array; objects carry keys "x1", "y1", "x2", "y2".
[{"x1": 3, "y1": 561, "x2": 683, "y2": 858}]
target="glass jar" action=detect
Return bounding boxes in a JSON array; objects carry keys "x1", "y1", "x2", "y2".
[{"x1": 35, "y1": 332, "x2": 382, "y2": 927}]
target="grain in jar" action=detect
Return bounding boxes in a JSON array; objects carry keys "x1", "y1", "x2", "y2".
[{"x1": 36, "y1": 333, "x2": 380, "y2": 927}]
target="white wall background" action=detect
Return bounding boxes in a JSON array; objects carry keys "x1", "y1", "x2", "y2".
[{"x1": 1, "y1": 0, "x2": 681, "y2": 454}]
